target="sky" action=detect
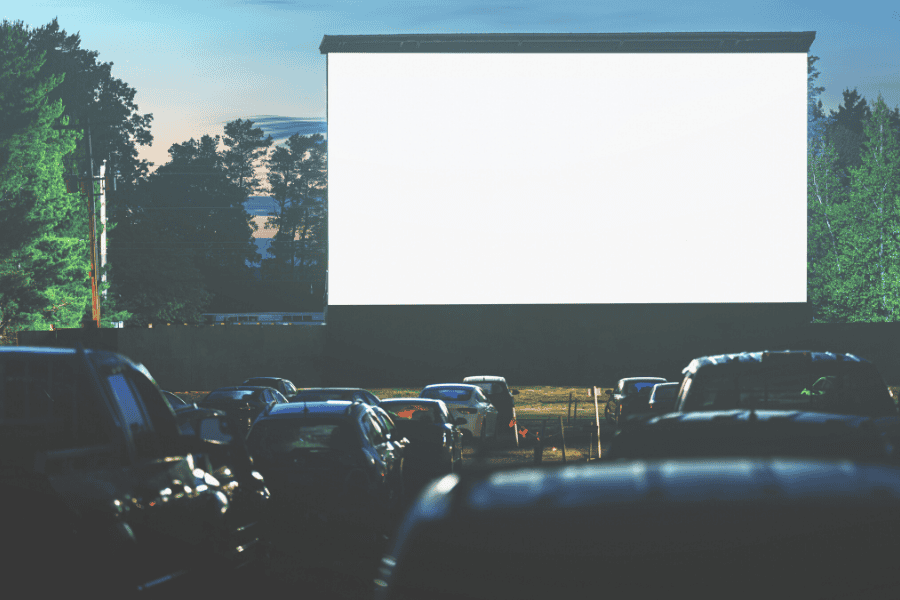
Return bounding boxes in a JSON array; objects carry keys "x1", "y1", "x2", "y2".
[{"x1": 9, "y1": 1, "x2": 900, "y2": 172}]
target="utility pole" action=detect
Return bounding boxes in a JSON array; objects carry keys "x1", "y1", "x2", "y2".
[
  {"x1": 64, "y1": 121, "x2": 103, "y2": 328},
  {"x1": 86, "y1": 122, "x2": 101, "y2": 327}
]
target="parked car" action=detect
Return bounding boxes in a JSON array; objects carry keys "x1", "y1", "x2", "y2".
[
  {"x1": 291, "y1": 387, "x2": 381, "y2": 405},
  {"x1": 246, "y1": 401, "x2": 406, "y2": 544},
  {"x1": 242, "y1": 377, "x2": 298, "y2": 398},
  {"x1": 646, "y1": 381, "x2": 681, "y2": 414},
  {"x1": 380, "y1": 398, "x2": 465, "y2": 485},
  {"x1": 0, "y1": 346, "x2": 266, "y2": 595},
  {"x1": 674, "y1": 350, "x2": 898, "y2": 417},
  {"x1": 463, "y1": 376, "x2": 518, "y2": 436},
  {"x1": 374, "y1": 460, "x2": 900, "y2": 599},
  {"x1": 419, "y1": 384, "x2": 498, "y2": 442},
  {"x1": 161, "y1": 390, "x2": 271, "y2": 552},
  {"x1": 605, "y1": 409, "x2": 895, "y2": 463},
  {"x1": 604, "y1": 377, "x2": 667, "y2": 426},
  {"x1": 199, "y1": 386, "x2": 288, "y2": 436}
]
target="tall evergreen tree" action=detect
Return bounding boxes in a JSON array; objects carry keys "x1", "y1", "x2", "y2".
[
  {"x1": 827, "y1": 88, "x2": 872, "y2": 188},
  {"x1": 0, "y1": 20, "x2": 81, "y2": 339},
  {"x1": 222, "y1": 118, "x2": 274, "y2": 199},
  {"x1": 839, "y1": 95, "x2": 900, "y2": 321},
  {"x1": 262, "y1": 133, "x2": 326, "y2": 288}
]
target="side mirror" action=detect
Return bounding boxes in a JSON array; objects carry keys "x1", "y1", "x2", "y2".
[
  {"x1": 198, "y1": 416, "x2": 234, "y2": 445},
  {"x1": 455, "y1": 417, "x2": 468, "y2": 426}
]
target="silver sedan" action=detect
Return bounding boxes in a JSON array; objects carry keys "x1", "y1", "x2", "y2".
[{"x1": 419, "y1": 384, "x2": 498, "y2": 442}]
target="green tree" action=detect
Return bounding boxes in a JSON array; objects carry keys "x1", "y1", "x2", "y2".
[
  {"x1": 223, "y1": 118, "x2": 274, "y2": 198},
  {"x1": 826, "y1": 88, "x2": 872, "y2": 188},
  {"x1": 0, "y1": 20, "x2": 80, "y2": 339},
  {"x1": 262, "y1": 133, "x2": 326, "y2": 297},
  {"x1": 839, "y1": 95, "x2": 900, "y2": 321},
  {"x1": 807, "y1": 123, "x2": 847, "y2": 322}
]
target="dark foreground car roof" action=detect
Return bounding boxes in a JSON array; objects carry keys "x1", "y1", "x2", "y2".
[
  {"x1": 376, "y1": 459, "x2": 900, "y2": 599},
  {"x1": 682, "y1": 350, "x2": 868, "y2": 375},
  {"x1": 606, "y1": 410, "x2": 896, "y2": 462}
]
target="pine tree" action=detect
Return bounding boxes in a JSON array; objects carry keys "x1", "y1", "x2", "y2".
[
  {"x1": 841, "y1": 95, "x2": 900, "y2": 321},
  {"x1": 0, "y1": 20, "x2": 80, "y2": 338}
]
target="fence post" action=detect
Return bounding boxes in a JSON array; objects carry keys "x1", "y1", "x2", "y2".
[
  {"x1": 593, "y1": 386, "x2": 601, "y2": 460},
  {"x1": 534, "y1": 417, "x2": 546, "y2": 464},
  {"x1": 512, "y1": 406, "x2": 519, "y2": 448},
  {"x1": 567, "y1": 391, "x2": 572, "y2": 425},
  {"x1": 559, "y1": 415, "x2": 567, "y2": 463}
]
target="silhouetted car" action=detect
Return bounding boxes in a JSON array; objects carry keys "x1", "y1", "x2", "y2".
[
  {"x1": 674, "y1": 350, "x2": 898, "y2": 417},
  {"x1": 646, "y1": 381, "x2": 680, "y2": 414},
  {"x1": 0, "y1": 346, "x2": 266, "y2": 595},
  {"x1": 246, "y1": 401, "x2": 406, "y2": 544},
  {"x1": 374, "y1": 460, "x2": 900, "y2": 599},
  {"x1": 242, "y1": 377, "x2": 298, "y2": 398},
  {"x1": 199, "y1": 386, "x2": 288, "y2": 436},
  {"x1": 604, "y1": 377, "x2": 667, "y2": 426},
  {"x1": 605, "y1": 409, "x2": 894, "y2": 463},
  {"x1": 291, "y1": 387, "x2": 381, "y2": 405},
  {"x1": 463, "y1": 376, "x2": 519, "y2": 437},
  {"x1": 380, "y1": 398, "x2": 465, "y2": 485},
  {"x1": 420, "y1": 384, "x2": 498, "y2": 442}
]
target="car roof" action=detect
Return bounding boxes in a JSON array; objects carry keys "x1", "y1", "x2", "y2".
[
  {"x1": 407, "y1": 459, "x2": 900, "y2": 519},
  {"x1": 422, "y1": 383, "x2": 480, "y2": 390},
  {"x1": 260, "y1": 400, "x2": 360, "y2": 419},
  {"x1": 682, "y1": 350, "x2": 869, "y2": 375},
  {"x1": 618, "y1": 377, "x2": 667, "y2": 383},
  {"x1": 295, "y1": 387, "x2": 368, "y2": 392},
  {"x1": 382, "y1": 398, "x2": 445, "y2": 405},
  {"x1": 463, "y1": 376, "x2": 507, "y2": 383}
]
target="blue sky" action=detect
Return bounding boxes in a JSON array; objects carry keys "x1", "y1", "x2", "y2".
[{"x1": 10, "y1": 1, "x2": 900, "y2": 171}]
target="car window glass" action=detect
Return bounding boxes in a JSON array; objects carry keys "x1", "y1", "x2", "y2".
[
  {"x1": 286, "y1": 382, "x2": 297, "y2": 395},
  {"x1": 0, "y1": 354, "x2": 112, "y2": 450},
  {"x1": 105, "y1": 372, "x2": 158, "y2": 456}
]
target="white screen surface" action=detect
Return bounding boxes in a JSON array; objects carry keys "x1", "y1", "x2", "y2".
[{"x1": 327, "y1": 52, "x2": 807, "y2": 305}]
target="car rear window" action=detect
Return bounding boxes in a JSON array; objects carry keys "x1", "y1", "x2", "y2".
[
  {"x1": 684, "y1": 363, "x2": 895, "y2": 415},
  {"x1": 626, "y1": 381, "x2": 663, "y2": 395},
  {"x1": 382, "y1": 403, "x2": 437, "y2": 421},
  {"x1": 421, "y1": 387, "x2": 470, "y2": 402},
  {"x1": 247, "y1": 419, "x2": 356, "y2": 456},
  {"x1": 204, "y1": 390, "x2": 257, "y2": 402},
  {"x1": 652, "y1": 384, "x2": 679, "y2": 400}
]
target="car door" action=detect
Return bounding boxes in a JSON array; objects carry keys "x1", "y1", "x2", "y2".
[{"x1": 75, "y1": 353, "x2": 211, "y2": 585}]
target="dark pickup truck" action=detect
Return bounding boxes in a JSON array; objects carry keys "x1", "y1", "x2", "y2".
[{"x1": 0, "y1": 346, "x2": 268, "y2": 595}]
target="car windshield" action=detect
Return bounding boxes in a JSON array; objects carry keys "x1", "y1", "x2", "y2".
[
  {"x1": 247, "y1": 419, "x2": 356, "y2": 456},
  {"x1": 687, "y1": 363, "x2": 893, "y2": 414},
  {"x1": 382, "y1": 403, "x2": 438, "y2": 422},
  {"x1": 422, "y1": 387, "x2": 470, "y2": 403}
]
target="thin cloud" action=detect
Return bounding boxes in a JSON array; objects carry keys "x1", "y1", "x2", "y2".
[{"x1": 244, "y1": 115, "x2": 327, "y2": 142}]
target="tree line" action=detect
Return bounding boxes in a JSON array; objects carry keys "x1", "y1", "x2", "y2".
[
  {"x1": 0, "y1": 18, "x2": 325, "y2": 339},
  {"x1": 3, "y1": 17, "x2": 899, "y2": 338},
  {"x1": 807, "y1": 56, "x2": 900, "y2": 322}
]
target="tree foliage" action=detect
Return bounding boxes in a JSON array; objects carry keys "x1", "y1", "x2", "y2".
[
  {"x1": 0, "y1": 20, "x2": 81, "y2": 338},
  {"x1": 262, "y1": 133, "x2": 327, "y2": 291},
  {"x1": 810, "y1": 95, "x2": 900, "y2": 321}
]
